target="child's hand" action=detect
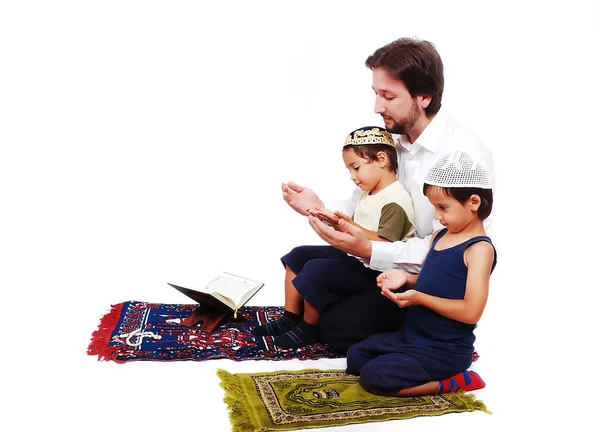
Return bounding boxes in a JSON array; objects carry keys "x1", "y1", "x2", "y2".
[
  {"x1": 307, "y1": 210, "x2": 357, "y2": 232},
  {"x1": 332, "y1": 211, "x2": 354, "y2": 224},
  {"x1": 377, "y1": 269, "x2": 409, "y2": 291},
  {"x1": 308, "y1": 208, "x2": 340, "y2": 226},
  {"x1": 381, "y1": 288, "x2": 419, "y2": 308}
]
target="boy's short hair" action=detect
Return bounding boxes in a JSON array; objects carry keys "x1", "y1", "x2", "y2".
[
  {"x1": 343, "y1": 126, "x2": 399, "y2": 173},
  {"x1": 423, "y1": 184, "x2": 493, "y2": 220}
]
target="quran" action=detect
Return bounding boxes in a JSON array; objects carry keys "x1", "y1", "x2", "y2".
[{"x1": 168, "y1": 272, "x2": 264, "y2": 332}]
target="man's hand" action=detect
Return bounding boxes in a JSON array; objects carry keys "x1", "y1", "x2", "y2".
[
  {"x1": 282, "y1": 182, "x2": 324, "y2": 216},
  {"x1": 307, "y1": 216, "x2": 372, "y2": 260}
]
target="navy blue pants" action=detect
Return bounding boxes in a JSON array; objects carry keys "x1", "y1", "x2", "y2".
[
  {"x1": 346, "y1": 331, "x2": 473, "y2": 393},
  {"x1": 281, "y1": 245, "x2": 382, "y2": 311},
  {"x1": 281, "y1": 245, "x2": 407, "y2": 354}
]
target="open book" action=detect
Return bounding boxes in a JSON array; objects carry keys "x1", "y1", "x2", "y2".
[{"x1": 168, "y1": 272, "x2": 264, "y2": 319}]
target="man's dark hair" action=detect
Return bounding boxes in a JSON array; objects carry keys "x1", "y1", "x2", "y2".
[
  {"x1": 343, "y1": 144, "x2": 398, "y2": 174},
  {"x1": 366, "y1": 37, "x2": 444, "y2": 117},
  {"x1": 423, "y1": 184, "x2": 493, "y2": 220}
]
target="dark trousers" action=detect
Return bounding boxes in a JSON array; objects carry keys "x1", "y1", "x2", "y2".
[
  {"x1": 346, "y1": 331, "x2": 473, "y2": 393},
  {"x1": 281, "y1": 245, "x2": 406, "y2": 354}
]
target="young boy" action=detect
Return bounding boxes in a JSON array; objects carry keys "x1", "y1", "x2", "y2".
[
  {"x1": 252, "y1": 126, "x2": 416, "y2": 348},
  {"x1": 346, "y1": 150, "x2": 496, "y2": 396}
]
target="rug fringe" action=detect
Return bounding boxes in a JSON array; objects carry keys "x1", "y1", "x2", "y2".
[
  {"x1": 451, "y1": 391, "x2": 492, "y2": 415},
  {"x1": 87, "y1": 302, "x2": 125, "y2": 362},
  {"x1": 217, "y1": 369, "x2": 260, "y2": 432}
]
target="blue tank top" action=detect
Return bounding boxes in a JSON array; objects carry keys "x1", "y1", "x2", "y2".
[{"x1": 402, "y1": 229, "x2": 497, "y2": 353}]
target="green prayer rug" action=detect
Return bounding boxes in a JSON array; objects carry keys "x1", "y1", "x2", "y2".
[{"x1": 217, "y1": 368, "x2": 490, "y2": 431}]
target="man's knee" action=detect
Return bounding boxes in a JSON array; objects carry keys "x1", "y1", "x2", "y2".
[
  {"x1": 320, "y1": 290, "x2": 405, "y2": 354},
  {"x1": 319, "y1": 307, "x2": 365, "y2": 354}
]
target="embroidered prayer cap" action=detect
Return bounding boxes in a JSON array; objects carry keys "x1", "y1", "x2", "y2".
[
  {"x1": 424, "y1": 150, "x2": 492, "y2": 189},
  {"x1": 344, "y1": 126, "x2": 395, "y2": 148}
]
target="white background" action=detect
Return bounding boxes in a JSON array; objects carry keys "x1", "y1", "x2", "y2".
[{"x1": 1, "y1": 1, "x2": 598, "y2": 430}]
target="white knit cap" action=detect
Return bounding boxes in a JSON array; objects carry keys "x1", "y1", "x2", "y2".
[{"x1": 424, "y1": 150, "x2": 492, "y2": 189}]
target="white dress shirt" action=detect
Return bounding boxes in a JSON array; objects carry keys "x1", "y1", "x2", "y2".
[{"x1": 329, "y1": 108, "x2": 496, "y2": 272}]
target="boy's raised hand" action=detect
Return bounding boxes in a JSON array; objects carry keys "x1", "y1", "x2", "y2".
[
  {"x1": 381, "y1": 288, "x2": 419, "y2": 308},
  {"x1": 282, "y1": 182, "x2": 325, "y2": 216},
  {"x1": 376, "y1": 269, "x2": 409, "y2": 291},
  {"x1": 378, "y1": 269, "x2": 421, "y2": 308}
]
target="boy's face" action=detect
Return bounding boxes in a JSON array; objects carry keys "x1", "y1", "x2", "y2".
[
  {"x1": 425, "y1": 186, "x2": 480, "y2": 233},
  {"x1": 342, "y1": 148, "x2": 387, "y2": 194},
  {"x1": 372, "y1": 67, "x2": 423, "y2": 135}
]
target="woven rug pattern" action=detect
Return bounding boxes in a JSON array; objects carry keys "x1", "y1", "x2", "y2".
[
  {"x1": 87, "y1": 301, "x2": 341, "y2": 362},
  {"x1": 218, "y1": 368, "x2": 490, "y2": 431}
]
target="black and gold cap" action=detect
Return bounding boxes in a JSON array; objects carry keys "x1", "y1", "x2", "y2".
[{"x1": 344, "y1": 126, "x2": 395, "y2": 147}]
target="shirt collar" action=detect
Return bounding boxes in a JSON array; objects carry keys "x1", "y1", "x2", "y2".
[{"x1": 394, "y1": 108, "x2": 448, "y2": 153}]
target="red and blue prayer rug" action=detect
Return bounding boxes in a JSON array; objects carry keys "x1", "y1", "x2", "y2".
[{"x1": 87, "y1": 301, "x2": 342, "y2": 363}]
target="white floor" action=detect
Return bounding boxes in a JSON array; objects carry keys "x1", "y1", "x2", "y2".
[
  {"x1": 13, "y1": 299, "x2": 512, "y2": 432},
  {"x1": 5, "y1": 251, "x2": 592, "y2": 431},
  {"x1": 2, "y1": 1, "x2": 598, "y2": 430}
]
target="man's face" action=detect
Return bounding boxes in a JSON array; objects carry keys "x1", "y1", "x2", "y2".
[{"x1": 372, "y1": 67, "x2": 422, "y2": 135}]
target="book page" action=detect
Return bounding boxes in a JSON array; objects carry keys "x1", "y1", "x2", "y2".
[
  {"x1": 238, "y1": 280, "x2": 263, "y2": 307},
  {"x1": 207, "y1": 273, "x2": 262, "y2": 308}
]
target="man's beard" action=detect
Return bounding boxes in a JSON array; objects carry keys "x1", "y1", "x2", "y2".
[{"x1": 386, "y1": 100, "x2": 421, "y2": 135}]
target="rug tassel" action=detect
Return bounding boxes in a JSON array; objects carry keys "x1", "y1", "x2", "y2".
[
  {"x1": 451, "y1": 391, "x2": 492, "y2": 415},
  {"x1": 87, "y1": 302, "x2": 126, "y2": 362},
  {"x1": 217, "y1": 369, "x2": 260, "y2": 432}
]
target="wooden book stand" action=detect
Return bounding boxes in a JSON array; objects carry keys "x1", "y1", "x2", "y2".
[
  {"x1": 180, "y1": 303, "x2": 231, "y2": 332},
  {"x1": 168, "y1": 283, "x2": 233, "y2": 332}
]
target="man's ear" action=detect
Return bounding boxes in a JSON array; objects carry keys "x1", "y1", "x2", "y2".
[
  {"x1": 418, "y1": 94, "x2": 431, "y2": 109},
  {"x1": 469, "y1": 194, "x2": 481, "y2": 211}
]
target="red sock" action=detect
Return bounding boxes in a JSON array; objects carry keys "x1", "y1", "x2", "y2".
[{"x1": 437, "y1": 371, "x2": 485, "y2": 394}]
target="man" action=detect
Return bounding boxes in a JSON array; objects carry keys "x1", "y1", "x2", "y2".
[{"x1": 282, "y1": 37, "x2": 496, "y2": 354}]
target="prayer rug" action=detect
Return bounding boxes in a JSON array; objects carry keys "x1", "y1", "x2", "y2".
[
  {"x1": 217, "y1": 368, "x2": 490, "y2": 431},
  {"x1": 87, "y1": 301, "x2": 342, "y2": 363}
]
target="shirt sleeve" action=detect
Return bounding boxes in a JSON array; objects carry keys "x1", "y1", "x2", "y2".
[
  {"x1": 369, "y1": 203, "x2": 495, "y2": 273},
  {"x1": 377, "y1": 203, "x2": 414, "y2": 242},
  {"x1": 368, "y1": 235, "x2": 430, "y2": 272}
]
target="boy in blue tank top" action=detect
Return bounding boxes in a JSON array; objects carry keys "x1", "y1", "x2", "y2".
[{"x1": 346, "y1": 150, "x2": 497, "y2": 396}]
